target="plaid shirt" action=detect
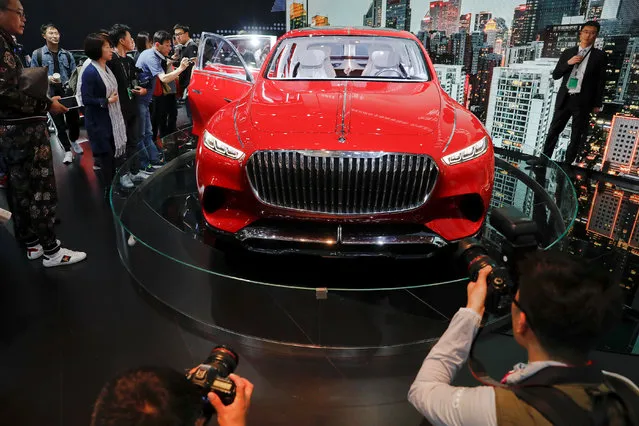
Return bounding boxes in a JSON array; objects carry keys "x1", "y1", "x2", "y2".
[{"x1": 0, "y1": 29, "x2": 50, "y2": 120}]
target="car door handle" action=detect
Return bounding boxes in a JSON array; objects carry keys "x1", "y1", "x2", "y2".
[
  {"x1": 192, "y1": 89, "x2": 202, "y2": 95},
  {"x1": 224, "y1": 98, "x2": 232, "y2": 103}
]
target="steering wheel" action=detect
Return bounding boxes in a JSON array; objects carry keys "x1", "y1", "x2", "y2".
[
  {"x1": 374, "y1": 68, "x2": 403, "y2": 77},
  {"x1": 374, "y1": 65, "x2": 408, "y2": 78}
]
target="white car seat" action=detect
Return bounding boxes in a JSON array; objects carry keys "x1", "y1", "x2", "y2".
[
  {"x1": 296, "y1": 50, "x2": 335, "y2": 79},
  {"x1": 362, "y1": 50, "x2": 402, "y2": 77}
]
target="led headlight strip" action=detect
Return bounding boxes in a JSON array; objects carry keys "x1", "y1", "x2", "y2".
[
  {"x1": 203, "y1": 130, "x2": 245, "y2": 160},
  {"x1": 442, "y1": 137, "x2": 488, "y2": 166}
]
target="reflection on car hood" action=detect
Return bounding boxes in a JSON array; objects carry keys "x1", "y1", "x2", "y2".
[{"x1": 248, "y1": 80, "x2": 442, "y2": 137}]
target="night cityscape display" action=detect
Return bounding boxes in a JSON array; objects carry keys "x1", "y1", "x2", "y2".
[{"x1": 283, "y1": 0, "x2": 639, "y2": 324}]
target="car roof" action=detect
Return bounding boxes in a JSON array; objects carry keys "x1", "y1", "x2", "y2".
[{"x1": 282, "y1": 26, "x2": 418, "y2": 40}]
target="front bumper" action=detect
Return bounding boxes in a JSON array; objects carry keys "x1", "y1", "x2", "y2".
[{"x1": 208, "y1": 219, "x2": 449, "y2": 258}]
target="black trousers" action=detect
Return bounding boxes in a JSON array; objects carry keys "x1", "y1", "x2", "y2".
[
  {"x1": 51, "y1": 108, "x2": 80, "y2": 151},
  {"x1": 123, "y1": 113, "x2": 140, "y2": 175},
  {"x1": 152, "y1": 94, "x2": 178, "y2": 139},
  {"x1": 0, "y1": 119, "x2": 59, "y2": 253},
  {"x1": 542, "y1": 94, "x2": 591, "y2": 165}
]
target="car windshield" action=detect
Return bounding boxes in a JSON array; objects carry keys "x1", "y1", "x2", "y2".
[{"x1": 266, "y1": 35, "x2": 430, "y2": 81}]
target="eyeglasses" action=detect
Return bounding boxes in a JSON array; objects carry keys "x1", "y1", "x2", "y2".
[
  {"x1": 174, "y1": 32, "x2": 185, "y2": 37},
  {"x1": 1, "y1": 7, "x2": 26, "y2": 19},
  {"x1": 512, "y1": 297, "x2": 535, "y2": 330}
]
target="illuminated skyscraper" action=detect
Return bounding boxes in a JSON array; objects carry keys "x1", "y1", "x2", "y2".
[
  {"x1": 603, "y1": 35, "x2": 631, "y2": 105},
  {"x1": 474, "y1": 11, "x2": 492, "y2": 32},
  {"x1": 424, "y1": 0, "x2": 459, "y2": 35},
  {"x1": 363, "y1": 0, "x2": 383, "y2": 27},
  {"x1": 586, "y1": 0, "x2": 604, "y2": 20},
  {"x1": 470, "y1": 48, "x2": 502, "y2": 120},
  {"x1": 486, "y1": 59, "x2": 563, "y2": 156},
  {"x1": 587, "y1": 184, "x2": 639, "y2": 243},
  {"x1": 617, "y1": 37, "x2": 639, "y2": 114},
  {"x1": 290, "y1": 2, "x2": 307, "y2": 29},
  {"x1": 540, "y1": 23, "x2": 581, "y2": 58},
  {"x1": 601, "y1": 115, "x2": 639, "y2": 177},
  {"x1": 386, "y1": 0, "x2": 412, "y2": 31},
  {"x1": 511, "y1": 4, "x2": 528, "y2": 46},
  {"x1": 460, "y1": 13, "x2": 472, "y2": 33},
  {"x1": 434, "y1": 64, "x2": 466, "y2": 104},
  {"x1": 312, "y1": 15, "x2": 329, "y2": 26}
]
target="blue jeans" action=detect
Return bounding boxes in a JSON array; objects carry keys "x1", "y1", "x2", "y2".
[{"x1": 137, "y1": 102, "x2": 160, "y2": 168}]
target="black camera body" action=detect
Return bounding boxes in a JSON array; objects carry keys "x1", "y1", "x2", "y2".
[
  {"x1": 186, "y1": 346, "x2": 239, "y2": 418},
  {"x1": 457, "y1": 206, "x2": 539, "y2": 316}
]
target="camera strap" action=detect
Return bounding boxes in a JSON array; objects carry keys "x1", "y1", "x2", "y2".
[{"x1": 468, "y1": 315, "x2": 512, "y2": 388}]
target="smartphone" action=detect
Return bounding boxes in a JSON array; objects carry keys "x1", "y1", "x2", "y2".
[{"x1": 58, "y1": 96, "x2": 80, "y2": 109}]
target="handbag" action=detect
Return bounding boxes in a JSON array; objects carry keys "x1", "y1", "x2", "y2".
[{"x1": 18, "y1": 66, "x2": 50, "y2": 101}]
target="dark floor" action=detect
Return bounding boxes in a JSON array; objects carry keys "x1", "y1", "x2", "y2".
[{"x1": 1, "y1": 129, "x2": 639, "y2": 426}]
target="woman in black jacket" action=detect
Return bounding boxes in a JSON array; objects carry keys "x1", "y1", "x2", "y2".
[{"x1": 81, "y1": 33, "x2": 127, "y2": 193}]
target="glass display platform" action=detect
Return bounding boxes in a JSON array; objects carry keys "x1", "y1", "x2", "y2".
[{"x1": 110, "y1": 128, "x2": 577, "y2": 354}]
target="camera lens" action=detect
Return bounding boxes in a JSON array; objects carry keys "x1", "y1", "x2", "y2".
[{"x1": 204, "y1": 346, "x2": 239, "y2": 378}]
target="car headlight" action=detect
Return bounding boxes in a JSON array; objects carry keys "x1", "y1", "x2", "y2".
[
  {"x1": 442, "y1": 137, "x2": 488, "y2": 166},
  {"x1": 203, "y1": 130, "x2": 245, "y2": 160}
]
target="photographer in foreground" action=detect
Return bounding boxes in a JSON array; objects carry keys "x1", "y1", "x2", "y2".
[
  {"x1": 90, "y1": 366, "x2": 253, "y2": 426},
  {"x1": 408, "y1": 250, "x2": 639, "y2": 425}
]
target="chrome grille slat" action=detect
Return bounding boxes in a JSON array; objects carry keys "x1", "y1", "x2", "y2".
[{"x1": 246, "y1": 151, "x2": 438, "y2": 215}]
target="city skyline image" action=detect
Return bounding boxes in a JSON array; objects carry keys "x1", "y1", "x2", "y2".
[{"x1": 286, "y1": 0, "x2": 524, "y2": 32}]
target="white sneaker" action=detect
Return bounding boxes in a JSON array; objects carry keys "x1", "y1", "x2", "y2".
[
  {"x1": 63, "y1": 151, "x2": 73, "y2": 164},
  {"x1": 27, "y1": 245, "x2": 44, "y2": 260},
  {"x1": 127, "y1": 234, "x2": 137, "y2": 246},
  {"x1": 71, "y1": 141, "x2": 84, "y2": 154},
  {"x1": 26, "y1": 239, "x2": 61, "y2": 260},
  {"x1": 130, "y1": 171, "x2": 149, "y2": 183},
  {"x1": 42, "y1": 247, "x2": 87, "y2": 268},
  {"x1": 120, "y1": 173, "x2": 135, "y2": 189}
]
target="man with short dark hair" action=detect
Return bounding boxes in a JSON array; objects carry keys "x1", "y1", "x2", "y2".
[
  {"x1": 173, "y1": 23, "x2": 197, "y2": 122},
  {"x1": 107, "y1": 24, "x2": 150, "y2": 189},
  {"x1": 0, "y1": 0, "x2": 86, "y2": 266},
  {"x1": 90, "y1": 367, "x2": 253, "y2": 426},
  {"x1": 136, "y1": 30, "x2": 190, "y2": 172},
  {"x1": 539, "y1": 21, "x2": 607, "y2": 166},
  {"x1": 30, "y1": 23, "x2": 82, "y2": 164},
  {"x1": 408, "y1": 250, "x2": 639, "y2": 425}
]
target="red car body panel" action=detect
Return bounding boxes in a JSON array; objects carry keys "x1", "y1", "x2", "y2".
[{"x1": 191, "y1": 28, "x2": 494, "y2": 254}]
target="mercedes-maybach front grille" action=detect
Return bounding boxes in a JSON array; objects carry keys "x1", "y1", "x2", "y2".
[{"x1": 245, "y1": 151, "x2": 439, "y2": 215}]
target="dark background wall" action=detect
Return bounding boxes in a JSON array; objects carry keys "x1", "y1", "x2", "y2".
[{"x1": 21, "y1": 0, "x2": 285, "y2": 51}]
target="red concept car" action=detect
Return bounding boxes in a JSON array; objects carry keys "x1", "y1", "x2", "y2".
[{"x1": 189, "y1": 28, "x2": 494, "y2": 257}]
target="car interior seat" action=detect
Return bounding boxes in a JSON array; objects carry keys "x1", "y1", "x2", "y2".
[
  {"x1": 362, "y1": 50, "x2": 402, "y2": 77},
  {"x1": 296, "y1": 50, "x2": 334, "y2": 79}
]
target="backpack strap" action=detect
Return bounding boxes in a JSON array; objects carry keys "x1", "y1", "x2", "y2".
[
  {"x1": 513, "y1": 385, "x2": 593, "y2": 426},
  {"x1": 604, "y1": 374, "x2": 639, "y2": 425},
  {"x1": 35, "y1": 47, "x2": 43, "y2": 67}
]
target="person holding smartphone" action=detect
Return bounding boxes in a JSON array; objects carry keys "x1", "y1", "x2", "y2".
[
  {"x1": 107, "y1": 24, "x2": 150, "y2": 189},
  {"x1": 173, "y1": 24, "x2": 197, "y2": 123}
]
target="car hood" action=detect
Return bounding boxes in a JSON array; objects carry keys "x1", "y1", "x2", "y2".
[{"x1": 247, "y1": 79, "x2": 443, "y2": 137}]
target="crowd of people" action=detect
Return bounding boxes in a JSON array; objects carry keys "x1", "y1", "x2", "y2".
[{"x1": 0, "y1": 0, "x2": 199, "y2": 267}]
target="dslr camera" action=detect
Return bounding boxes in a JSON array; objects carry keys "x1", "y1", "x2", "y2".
[
  {"x1": 456, "y1": 206, "x2": 539, "y2": 315},
  {"x1": 186, "y1": 346, "x2": 239, "y2": 419}
]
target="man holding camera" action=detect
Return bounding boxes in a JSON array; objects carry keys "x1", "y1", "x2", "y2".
[
  {"x1": 90, "y1": 367, "x2": 253, "y2": 426},
  {"x1": 408, "y1": 251, "x2": 639, "y2": 425},
  {"x1": 30, "y1": 23, "x2": 82, "y2": 164}
]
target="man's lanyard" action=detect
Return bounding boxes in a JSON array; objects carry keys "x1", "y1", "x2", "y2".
[{"x1": 573, "y1": 46, "x2": 592, "y2": 70}]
